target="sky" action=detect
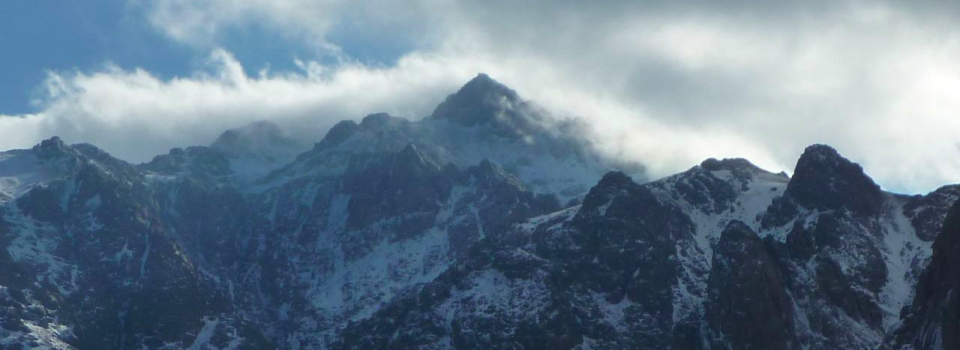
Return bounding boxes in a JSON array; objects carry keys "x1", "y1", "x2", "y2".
[{"x1": 1, "y1": 0, "x2": 959, "y2": 194}]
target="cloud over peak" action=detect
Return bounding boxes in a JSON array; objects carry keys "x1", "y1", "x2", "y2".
[
  {"x1": 1, "y1": 0, "x2": 959, "y2": 194},
  {"x1": 0, "y1": 49, "x2": 483, "y2": 162}
]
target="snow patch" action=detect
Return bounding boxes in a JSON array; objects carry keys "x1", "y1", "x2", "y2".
[
  {"x1": 879, "y1": 198, "x2": 932, "y2": 332},
  {"x1": 186, "y1": 317, "x2": 220, "y2": 350},
  {"x1": 0, "y1": 151, "x2": 61, "y2": 203}
]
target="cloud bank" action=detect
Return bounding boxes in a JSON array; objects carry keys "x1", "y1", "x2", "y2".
[
  {"x1": 0, "y1": 50, "x2": 482, "y2": 162},
  {"x1": 2, "y1": 0, "x2": 959, "y2": 193}
]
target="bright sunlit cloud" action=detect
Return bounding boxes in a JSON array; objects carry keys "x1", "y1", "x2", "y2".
[{"x1": 1, "y1": 0, "x2": 958, "y2": 193}]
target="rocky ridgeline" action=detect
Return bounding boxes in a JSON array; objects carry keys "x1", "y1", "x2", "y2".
[{"x1": 0, "y1": 75, "x2": 957, "y2": 350}]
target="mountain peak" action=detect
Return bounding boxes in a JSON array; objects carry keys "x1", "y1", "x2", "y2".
[
  {"x1": 597, "y1": 171, "x2": 635, "y2": 189},
  {"x1": 210, "y1": 120, "x2": 303, "y2": 160},
  {"x1": 430, "y1": 73, "x2": 526, "y2": 128},
  {"x1": 359, "y1": 113, "x2": 408, "y2": 130},
  {"x1": 315, "y1": 120, "x2": 360, "y2": 150},
  {"x1": 33, "y1": 136, "x2": 71, "y2": 159},
  {"x1": 471, "y1": 159, "x2": 523, "y2": 189},
  {"x1": 798, "y1": 144, "x2": 843, "y2": 163},
  {"x1": 462, "y1": 73, "x2": 519, "y2": 100},
  {"x1": 793, "y1": 144, "x2": 866, "y2": 180},
  {"x1": 212, "y1": 120, "x2": 286, "y2": 148},
  {"x1": 700, "y1": 157, "x2": 766, "y2": 173},
  {"x1": 785, "y1": 144, "x2": 883, "y2": 216}
]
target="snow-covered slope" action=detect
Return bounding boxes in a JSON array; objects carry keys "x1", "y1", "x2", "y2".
[{"x1": 0, "y1": 138, "x2": 77, "y2": 203}]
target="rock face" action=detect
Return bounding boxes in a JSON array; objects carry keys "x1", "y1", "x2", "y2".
[
  {"x1": 333, "y1": 170, "x2": 698, "y2": 350},
  {"x1": 0, "y1": 138, "x2": 269, "y2": 350},
  {"x1": 333, "y1": 144, "x2": 957, "y2": 350},
  {"x1": 891, "y1": 200, "x2": 960, "y2": 349},
  {"x1": 327, "y1": 144, "x2": 957, "y2": 350},
  {"x1": 0, "y1": 74, "x2": 957, "y2": 350},
  {"x1": 785, "y1": 144, "x2": 884, "y2": 217},
  {"x1": 903, "y1": 185, "x2": 960, "y2": 242},
  {"x1": 706, "y1": 221, "x2": 798, "y2": 350}
]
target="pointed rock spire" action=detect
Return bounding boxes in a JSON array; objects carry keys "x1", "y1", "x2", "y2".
[
  {"x1": 430, "y1": 73, "x2": 532, "y2": 132},
  {"x1": 785, "y1": 144, "x2": 883, "y2": 217}
]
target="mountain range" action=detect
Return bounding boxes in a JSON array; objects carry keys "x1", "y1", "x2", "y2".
[{"x1": 0, "y1": 74, "x2": 957, "y2": 350}]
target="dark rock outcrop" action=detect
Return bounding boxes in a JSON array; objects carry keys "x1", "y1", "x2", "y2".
[
  {"x1": 785, "y1": 144, "x2": 883, "y2": 217},
  {"x1": 431, "y1": 73, "x2": 545, "y2": 139},
  {"x1": 706, "y1": 221, "x2": 798, "y2": 350},
  {"x1": 903, "y1": 184, "x2": 960, "y2": 241}
]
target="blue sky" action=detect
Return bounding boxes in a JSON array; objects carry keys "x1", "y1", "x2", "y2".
[
  {"x1": 1, "y1": 0, "x2": 188, "y2": 113},
  {"x1": 0, "y1": 0, "x2": 958, "y2": 193},
  {"x1": 0, "y1": 0, "x2": 413, "y2": 114}
]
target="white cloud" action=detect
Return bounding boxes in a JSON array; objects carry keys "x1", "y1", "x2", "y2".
[
  {"x1": 141, "y1": 0, "x2": 449, "y2": 57},
  {"x1": 2, "y1": 0, "x2": 959, "y2": 193},
  {"x1": 145, "y1": 0, "x2": 340, "y2": 49},
  {"x1": 0, "y1": 50, "x2": 482, "y2": 162}
]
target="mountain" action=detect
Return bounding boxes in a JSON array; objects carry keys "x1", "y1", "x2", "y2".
[
  {"x1": 0, "y1": 137, "x2": 271, "y2": 349},
  {"x1": 0, "y1": 74, "x2": 629, "y2": 350},
  {"x1": 268, "y1": 73, "x2": 635, "y2": 204},
  {"x1": 145, "y1": 120, "x2": 306, "y2": 184},
  {"x1": 334, "y1": 146, "x2": 957, "y2": 350},
  {"x1": 0, "y1": 75, "x2": 957, "y2": 350}
]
